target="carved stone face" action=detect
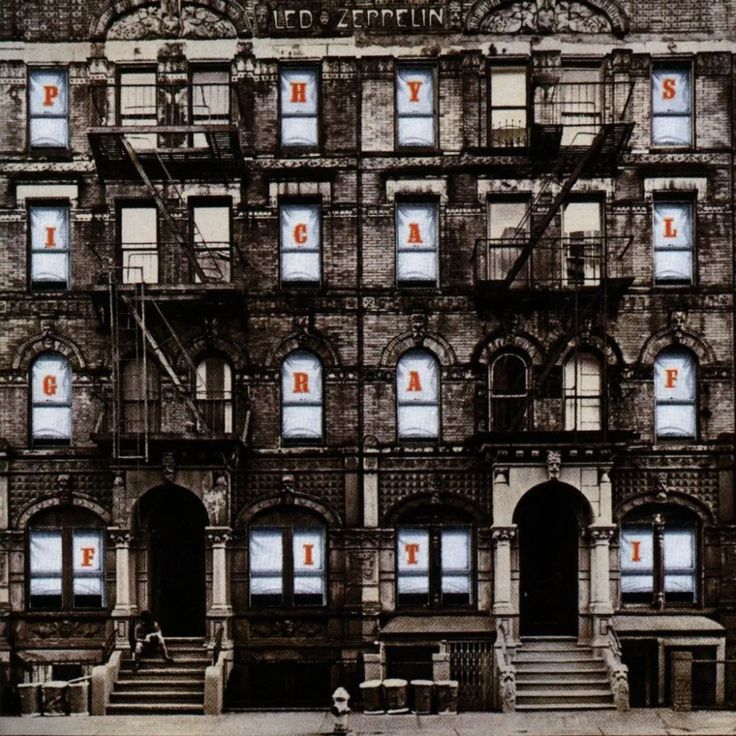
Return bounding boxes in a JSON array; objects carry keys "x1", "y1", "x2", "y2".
[
  {"x1": 319, "y1": 10, "x2": 330, "y2": 26},
  {"x1": 255, "y1": 3, "x2": 269, "y2": 29}
]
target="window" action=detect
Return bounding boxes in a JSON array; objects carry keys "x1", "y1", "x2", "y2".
[
  {"x1": 397, "y1": 349, "x2": 440, "y2": 440},
  {"x1": 249, "y1": 510, "x2": 326, "y2": 607},
  {"x1": 653, "y1": 201, "x2": 693, "y2": 284},
  {"x1": 396, "y1": 65, "x2": 436, "y2": 148},
  {"x1": 280, "y1": 67, "x2": 319, "y2": 148},
  {"x1": 560, "y1": 68, "x2": 602, "y2": 147},
  {"x1": 397, "y1": 514, "x2": 472, "y2": 608},
  {"x1": 121, "y1": 357, "x2": 160, "y2": 434},
  {"x1": 31, "y1": 353, "x2": 72, "y2": 444},
  {"x1": 195, "y1": 356, "x2": 233, "y2": 433},
  {"x1": 29, "y1": 69, "x2": 69, "y2": 149},
  {"x1": 490, "y1": 353, "x2": 529, "y2": 431},
  {"x1": 191, "y1": 68, "x2": 230, "y2": 146},
  {"x1": 563, "y1": 201, "x2": 602, "y2": 285},
  {"x1": 29, "y1": 204, "x2": 70, "y2": 289},
  {"x1": 281, "y1": 351, "x2": 323, "y2": 442},
  {"x1": 487, "y1": 199, "x2": 529, "y2": 281},
  {"x1": 29, "y1": 508, "x2": 105, "y2": 610},
  {"x1": 621, "y1": 509, "x2": 698, "y2": 605},
  {"x1": 655, "y1": 348, "x2": 697, "y2": 439},
  {"x1": 192, "y1": 203, "x2": 231, "y2": 283},
  {"x1": 563, "y1": 351, "x2": 602, "y2": 431},
  {"x1": 120, "y1": 205, "x2": 158, "y2": 284},
  {"x1": 652, "y1": 65, "x2": 692, "y2": 147},
  {"x1": 118, "y1": 69, "x2": 157, "y2": 150},
  {"x1": 489, "y1": 66, "x2": 527, "y2": 148},
  {"x1": 280, "y1": 203, "x2": 321, "y2": 284},
  {"x1": 396, "y1": 202, "x2": 438, "y2": 284}
]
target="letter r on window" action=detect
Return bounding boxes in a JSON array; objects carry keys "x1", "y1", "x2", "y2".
[{"x1": 293, "y1": 371, "x2": 310, "y2": 393}]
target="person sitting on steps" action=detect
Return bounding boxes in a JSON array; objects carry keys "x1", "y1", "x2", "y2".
[{"x1": 132, "y1": 610, "x2": 174, "y2": 671}]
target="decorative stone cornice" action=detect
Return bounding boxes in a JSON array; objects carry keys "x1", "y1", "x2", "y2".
[
  {"x1": 492, "y1": 526, "x2": 517, "y2": 543},
  {"x1": 588, "y1": 526, "x2": 616, "y2": 542},
  {"x1": 108, "y1": 528, "x2": 132, "y2": 547},
  {"x1": 206, "y1": 527, "x2": 233, "y2": 546}
]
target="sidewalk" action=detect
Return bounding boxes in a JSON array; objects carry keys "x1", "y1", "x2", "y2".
[{"x1": 0, "y1": 710, "x2": 736, "y2": 736}]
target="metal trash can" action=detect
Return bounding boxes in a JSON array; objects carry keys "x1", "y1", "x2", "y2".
[
  {"x1": 382, "y1": 678, "x2": 409, "y2": 714},
  {"x1": 435, "y1": 679, "x2": 459, "y2": 714},
  {"x1": 67, "y1": 680, "x2": 89, "y2": 715},
  {"x1": 41, "y1": 681, "x2": 67, "y2": 716},
  {"x1": 18, "y1": 683, "x2": 42, "y2": 717},
  {"x1": 410, "y1": 679, "x2": 433, "y2": 714},
  {"x1": 359, "y1": 679, "x2": 384, "y2": 714}
]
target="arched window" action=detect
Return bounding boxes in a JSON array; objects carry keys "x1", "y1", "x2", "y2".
[
  {"x1": 563, "y1": 351, "x2": 602, "y2": 431},
  {"x1": 121, "y1": 357, "x2": 160, "y2": 434},
  {"x1": 31, "y1": 353, "x2": 72, "y2": 443},
  {"x1": 397, "y1": 349, "x2": 440, "y2": 440},
  {"x1": 28, "y1": 507, "x2": 105, "y2": 610},
  {"x1": 281, "y1": 351, "x2": 323, "y2": 441},
  {"x1": 620, "y1": 505, "x2": 698, "y2": 606},
  {"x1": 195, "y1": 356, "x2": 233, "y2": 434},
  {"x1": 490, "y1": 353, "x2": 529, "y2": 431},
  {"x1": 249, "y1": 508, "x2": 326, "y2": 608},
  {"x1": 396, "y1": 507, "x2": 473, "y2": 608},
  {"x1": 655, "y1": 348, "x2": 697, "y2": 439}
]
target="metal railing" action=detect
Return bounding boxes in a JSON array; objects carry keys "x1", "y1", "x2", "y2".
[
  {"x1": 474, "y1": 235, "x2": 633, "y2": 289},
  {"x1": 195, "y1": 397, "x2": 234, "y2": 435},
  {"x1": 118, "y1": 242, "x2": 232, "y2": 285}
]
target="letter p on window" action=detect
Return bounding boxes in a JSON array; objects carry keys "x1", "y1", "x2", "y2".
[{"x1": 43, "y1": 85, "x2": 59, "y2": 107}]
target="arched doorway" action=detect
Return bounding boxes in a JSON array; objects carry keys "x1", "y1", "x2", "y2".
[
  {"x1": 138, "y1": 485, "x2": 208, "y2": 636},
  {"x1": 514, "y1": 482, "x2": 590, "y2": 636}
]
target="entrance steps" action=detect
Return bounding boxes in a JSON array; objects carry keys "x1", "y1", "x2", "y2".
[
  {"x1": 107, "y1": 637, "x2": 208, "y2": 715},
  {"x1": 513, "y1": 637, "x2": 615, "y2": 711}
]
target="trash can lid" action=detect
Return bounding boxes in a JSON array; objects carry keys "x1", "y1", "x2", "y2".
[
  {"x1": 382, "y1": 678, "x2": 408, "y2": 687},
  {"x1": 359, "y1": 680, "x2": 383, "y2": 688},
  {"x1": 43, "y1": 681, "x2": 68, "y2": 687},
  {"x1": 434, "y1": 680, "x2": 459, "y2": 688},
  {"x1": 410, "y1": 680, "x2": 434, "y2": 686},
  {"x1": 18, "y1": 682, "x2": 40, "y2": 688}
]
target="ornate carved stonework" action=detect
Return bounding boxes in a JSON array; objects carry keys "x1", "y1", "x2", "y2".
[
  {"x1": 492, "y1": 526, "x2": 517, "y2": 543},
  {"x1": 108, "y1": 3, "x2": 238, "y2": 40},
  {"x1": 25, "y1": 619, "x2": 105, "y2": 640},
  {"x1": 248, "y1": 618, "x2": 327, "y2": 639},
  {"x1": 547, "y1": 450, "x2": 562, "y2": 480},
  {"x1": 203, "y1": 474, "x2": 229, "y2": 526}
]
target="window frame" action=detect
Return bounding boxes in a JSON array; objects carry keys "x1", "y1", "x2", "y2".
[
  {"x1": 396, "y1": 348, "x2": 442, "y2": 442},
  {"x1": 652, "y1": 197, "x2": 696, "y2": 287},
  {"x1": 280, "y1": 350, "x2": 325, "y2": 445},
  {"x1": 189, "y1": 196, "x2": 233, "y2": 284},
  {"x1": 395, "y1": 62, "x2": 438, "y2": 152},
  {"x1": 117, "y1": 200, "x2": 159, "y2": 285},
  {"x1": 396, "y1": 522, "x2": 474, "y2": 610},
  {"x1": 120, "y1": 355, "x2": 161, "y2": 435},
  {"x1": 395, "y1": 198, "x2": 440, "y2": 287},
  {"x1": 278, "y1": 63, "x2": 321, "y2": 153},
  {"x1": 27, "y1": 66, "x2": 70, "y2": 152},
  {"x1": 27, "y1": 198, "x2": 71, "y2": 291},
  {"x1": 29, "y1": 352, "x2": 72, "y2": 447},
  {"x1": 651, "y1": 60, "x2": 694, "y2": 150},
  {"x1": 654, "y1": 348, "x2": 698, "y2": 441},
  {"x1": 487, "y1": 61, "x2": 529, "y2": 150},
  {"x1": 489, "y1": 351, "x2": 531, "y2": 431},
  {"x1": 278, "y1": 199, "x2": 323, "y2": 287},
  {"x1": 563, "y1": 350, "x2": 604, "y2": 432},
  {"x1": 189, "y1": 64, "x2": 232, "y2": 127},
  {"x1": 194, "y1": 354, "x2": 233, "y2": 434}
]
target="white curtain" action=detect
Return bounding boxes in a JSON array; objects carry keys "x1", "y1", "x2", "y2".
[
  {"x1": 32, "y1": 354, "x2": 72, "y2": 440},
  {"x1": 396, "y1": 66, "x2": 435, "y2": 147},
  {"x1": 281, "y1": 68, "x2": 318, "y2": 146},
  {"x1": 653, "y1": 202, "x2": 693, "y2": 282},
  {"x1": 293, "y1": 529, "x2": 325, "y2": 596},
  {"x1": 281, "y1": 351, "x2": 323, "y2": 440},
  {"x1": 280, "y1": 204, "x2": 321, "y2": 282},
  {"x1": 655, "y1": 350, "x2": 696, "y2": 438},
  {"x1": 30, "y1": 530, "x2": 63, "y2": 596},
  {"x1": 664, "y1": 527, "x2": 696, "y2": 594},
  {"x1": 397, "y1": 349, "x2": 440, "y2": 439},
  {"x1": 73, "y1": 530, "x2": 104, "y2": 598},
  {"x1": 396, "y1": 203, "x2": 438, "y2": 282},
  {"x1": 250, "y1": 529, "x2": 283, "y2": 596},
  {"x1": 563, "y1": 352, "x2": 602, "y2": 431},
  {"x1": 397, "y1": 527, "x2": 429, "y2": 594},
  {"x1": 441, "y1": 528, "x2": 471, "y2": 594},
  {"x1": 30, "y1": 205, "x2": 69, "y2": 284},
  {"x1": 29, "y1": 70, "x2": 68, "y2": 147},
  {"x1": 620, "y1": 526, "x2": 654, "y2": 594},
  {"x1": 652, "y1": 68, "x2": 692, "y2": 146}
]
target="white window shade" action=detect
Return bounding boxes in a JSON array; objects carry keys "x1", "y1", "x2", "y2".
[
  {"x1": 652, "y1": 68, "x2": 692, "y2": 146},
  {"x1": 563, "y1": 353, "x2": 602, "y2": 431},
  {"x1": 280, "y1": 204, "x2": 321, "y2": 283},
  {"x1": 664, "y1": 527, "x2": 696, "y2": 597},
  {"x1": 293, "y1": 529, "x2": 325, "y2": 598},
  {"x1": 281, "y1": 351, "x2": 323, "y2": 440},
  {"x1": 396, "y1": 66, "x2": 435, "y2": 147},
  {"x1": 655, "y1": 350, "x2": 696, "y2": 438},
  {"x1": 31, "y1": 354, "x2": 72, "y2": 441},
  {"x1": 30, "y1": 530, "x2": 63, "y2": 601},
  {"x1": 121, "y1": 206, "x2": 158, "y2": 284},
  {"x1": 396, "y1": 203, "x2": 438, "y2": 282},
  {"x1": 29, "y1": 69, "x2": 69, "y2": 148},
  {"x1": 397, "y1": 527, "x2": 430, "y2": 594},
  {"x1": 30, "y1": 205, "x2": 70, "y2": 285},
  {"x1": 620, "y1": 526, "x2": 654, "y2": 594},
  {"x1": 250, "y1": 529, "x2": 283, "y2": 597},
  {"x1": 280, "y1": 67, "x2": 318, "y2": 147},
  {"x1": 397, "y1": 349, "x2": 440, "y2": 439},
  {"x1": 653, "y1": 202, "x2": 693, "y2": 282},
  {"x1": 441, "y1": 528, "x2": 471, "y2": 595}
]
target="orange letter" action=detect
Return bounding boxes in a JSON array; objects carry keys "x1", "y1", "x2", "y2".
[
  {"x1": 404, "y1": 543, "x2": 420, "y2": 565},
  {"x1": 42, "y1": 375, "x2": 57, "y2": 396},
  {"x1": 293, "y1": 223, "x2": 307, "y2": 244},
  {"x1": 631, "y1": 540, "x2": 641, "y2": 563},
  {"x1": 407, "y1": 223, "x2": 423, "y2": 244},
  {"x1": 302, "y1": 544, "x2": 314, "y2": 566},
  {"x1": 406, "y1": 370, "x2": 422, "y2": 392},
  {"x1": 407, "y1": 80, "x2": 423, "y2": 102},
  {"x1": 663, "y1": 217, "x2": 678, "y2": 239},
  {"x1": 43, "y1": 85, "x2": 59, "y2": 107},
  {"x1": 44, "y1": 226, "x2": 56, "y2": 248},
  {"x1": 661, "y1": 78, "x2": 677, "y2": 101},
  {"x1": 664, "y1": 368, "x2": 679, "y2": 389},
  {"x1": 290, "y1": 82, "x2": 307, "y2": 104},
  {"x1": 293, "y1": 371, "x2": 310, "y2": 394},
  {"x1": 80, "y1": 547, "x2": 96, "y2": 568}
]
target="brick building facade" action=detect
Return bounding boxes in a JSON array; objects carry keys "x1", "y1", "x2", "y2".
[{"x1": 0, "y1": 0, "x2": 735, "y2": 714}]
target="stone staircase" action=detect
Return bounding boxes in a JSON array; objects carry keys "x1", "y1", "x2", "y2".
[
  {"x1": 107, "y1": 637, "x2": 208, "y2": 715},
  {"x1": 514, "y1": 637, "x2": 615, "y2": 711}
]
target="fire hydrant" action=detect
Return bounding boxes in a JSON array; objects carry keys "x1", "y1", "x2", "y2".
[{"x1": 330, "y1": 686, "x2": 351, "y2": 734}]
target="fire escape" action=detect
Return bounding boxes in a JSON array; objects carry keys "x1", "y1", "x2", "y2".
[
  {"x1": 472, "y1": 69, "x2": 637, "y2": 452},
  {"x1": 87, "y1": 75, "x2": 248, "y2": 461}
]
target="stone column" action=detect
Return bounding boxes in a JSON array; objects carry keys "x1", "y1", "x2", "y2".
[
  {"x1": 588, "y1": 526, "x2": 615, "y2": 615},
  {"x1": 109, "y1": 528, "x2": 133, "y2": 649},
  {"x1": 206, "y1": 527, "x2": 233, "y2": 648},
  {"x1": 492, "y1": 526, "x2": 517, "y2": 616}
]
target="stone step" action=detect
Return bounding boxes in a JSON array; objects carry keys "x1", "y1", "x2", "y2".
[
  {"x1": 115, "y1": 678, "x2": 204, "y2": 690},
  {"x1": 514, "y1": 660, "x2": 606, "y2": 672},
  {"x1": 517, "y1": 688, "x2": 613, "y2": 699},
  {"x1": 106, "y1": 703, "x2": 204, "y2": 715},
  {"x1": 515, "y1": 650, "x2": 598, "y2": 662},
  {"x1": 110, "y1": 691, "x2": 204, "y2": 704},
  {"x1": 515, "y1": 677, "x2": 611, "y2": 688},
  {"x1": 122, "y1": 656, "x2": 210, "y2": 666},
  {"x1": 515, "y1": 702, "x2": 616, "y2": 711},
  {"x1": 118, "y1": 666, "x2": 207, "y2": 677}
]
